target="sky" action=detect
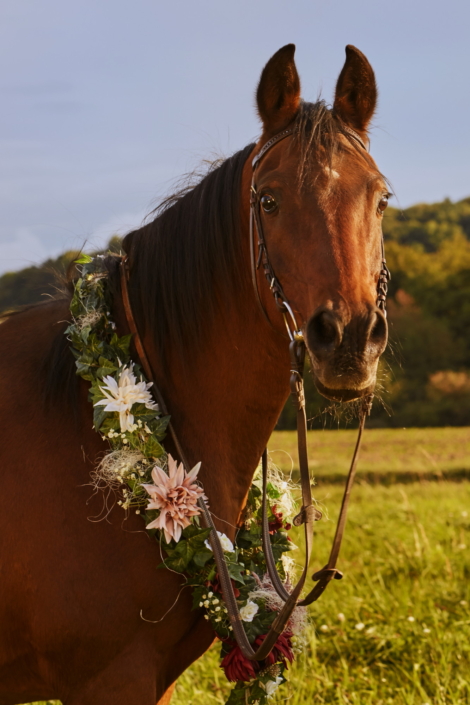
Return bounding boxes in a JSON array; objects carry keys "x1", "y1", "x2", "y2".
[{"x1": 1, "y1": 0, "x2": 469, "y2": 275}]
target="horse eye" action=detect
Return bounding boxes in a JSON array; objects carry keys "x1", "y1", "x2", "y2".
[
  {"x1": 260, "y1": 194, "x2": 277, "y2": 213},
  {"x1": 378, "y1": 195, "x2": 389, "y2": 214}
]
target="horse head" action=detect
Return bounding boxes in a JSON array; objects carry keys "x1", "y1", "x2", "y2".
[{"x1": 248, "y1": 44, "x2": 389, "y2": 403}]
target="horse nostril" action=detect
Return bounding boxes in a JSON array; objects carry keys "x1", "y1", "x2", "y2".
[
  {"x1": 367, "y1": 308, "x2": 388, "y2": 349},
  {"x1": 307, "y1": 309, "x2": 343, "y2": 355}
]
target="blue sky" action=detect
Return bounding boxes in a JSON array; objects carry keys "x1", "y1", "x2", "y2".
[{"x1": 1, "y1": 0, "x2": 469, "y2": 274}]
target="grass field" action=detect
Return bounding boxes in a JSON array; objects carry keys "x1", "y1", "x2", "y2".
[
  {"x1": 174, "y1": 481, "x2": 470, "y2": 704},
  {"x1": 269, "y1": 427, "x2": 470, "y2": 482},
  {"x1": 23, "y1": 428, "x2": 470, "y2": 705}
]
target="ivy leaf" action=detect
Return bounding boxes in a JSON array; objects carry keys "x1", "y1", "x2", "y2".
[
  {"x1": 235, "y1": 525, "x2": 261, "y2": 551},
  {"x1": 225, "y1": 685, "x2": 248, "y2": 705},
  {"x1": 75, "y1": 361, "x2": 92, "y2": 380},
  {"x1": 226, "y1": 561, "x2": 246, "y2": 585},
  {"x1": 131, "y1": 404, "x2": 160, "y2": 422},
  {"x1": 192, "y1": 548, "x2": 214, "y2": 568},
  {"x1": 93, "y1": 405, "x2": 108, "y2": 431},
  {"x1": 161, "y1": 540, "x2": 195, "y2": 573},
  {"x1": 182, "y1": 524, "x2": 211, "y2": 541},
  {"x1": 99, "y1": 416, "x2": 121, "y2": 434},
  {"x1": 151, "y1": 415, "x2": 171, "y2": 439},
  {"x1": 226, "y1": 682, "x2": 267, "y2": 705},
  {"x1": 112, "y1": 333, "x2": 132, "y2": 358},
  {"x1": 268, "y1": 531, "x2": 292, "y2": 561},
  {"x1": 97, "y1": 356, "x2": 118, "y2": 377},
  {"x1": 142, "y1": 435, "x2": 165, "y2": 458}
]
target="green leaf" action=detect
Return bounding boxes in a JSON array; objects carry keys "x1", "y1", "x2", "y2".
[
  {"x1": 226, "y1": 561, "x2": 246, "y2": 585},
  {"x1": 268, "y1": 531, "x2": 292, "y2": 561},
  {"x1": 150, "y1": 415, "x2": 171, "y2": 439},
  {"x1": 111, "y1": 333, "x2": 132, "y2": 358},
  {"x1": 142, "y1": 435, "x2": 165, "y2": 458},
  {"x1": 99, "y1": 416, "x2": 121, "y2": 434},
  {"x1": 97, "y1": 356, "x2": 118, "y2": 377},
  {"x1": 192, "y1": 548, "x2": 213, "y2": 568},
  {"x1": 161, "y1": 540, "x2": 195, "y2": 573},
  {"x1": 93, "y1": 405, "x2": 108, "y2": 431},
  {"x1": 266, "y1": 481, "x2": 281, "y2": 499},
  {"x1": 75, "y1": 254, "x2": 93, "y2": 264}
]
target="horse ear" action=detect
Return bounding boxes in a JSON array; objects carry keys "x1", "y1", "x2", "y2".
[
  {"x1": 256, "y1": 44, "x2": 301, "y2": 134},
  {"x1": 333, "y1": 45, "x2": 377, "y2": 134}
]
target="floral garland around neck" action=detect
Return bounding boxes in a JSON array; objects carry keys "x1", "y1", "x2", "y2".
[{"x1": 66, "y1": 255, "x2": 309, "y2": 705}]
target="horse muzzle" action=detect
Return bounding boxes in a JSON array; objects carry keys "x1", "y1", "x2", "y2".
[{"x1": 305, "y1": 304, "x2": 388, "y2": 402}]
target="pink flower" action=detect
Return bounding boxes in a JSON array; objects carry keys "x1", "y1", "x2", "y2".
[{"x1": 142, "y1": 455, "x2": 205, "y2": 543}]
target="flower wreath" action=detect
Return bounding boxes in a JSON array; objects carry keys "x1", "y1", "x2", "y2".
[{"x1": 66, "y1": 255, "x2": 309, "y2": 704}]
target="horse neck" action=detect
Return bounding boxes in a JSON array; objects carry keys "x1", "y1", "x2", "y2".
[
  {"x1": 168, "y1": 294, "x2": 291, "y2": 533},
  {"x1": 122, "y1": 235, "x2": 291, "y2": 536}
]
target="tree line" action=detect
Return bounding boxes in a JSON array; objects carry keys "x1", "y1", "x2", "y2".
[{"x1": 1, "y1": 199, "x2": 470, "y2": 428}]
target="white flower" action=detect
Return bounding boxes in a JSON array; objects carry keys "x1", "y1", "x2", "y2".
[
  {"x1": 204, "y1": 531, "x2": 234, "y2": 553},
  {"x1": 94, "y1": 364, "x2": 158, "y2": 432},
  {"x1": 239, "y1": 600, "x2": 259, "y2": 622},
  {"x1": 355, "y1": 622, "x2": 365, "y2": 631},
  {"x1": 281, "y1": 553, "x2": 296, "y2": 577},
  {"x1": 263, "y1": 676, "x2": 283, "y2": 697},
  {"x1": 319, "y1": 624, "x2": 329, "y2": 632},
  {"x1": 407, "y1": 616, "x2": 415, "y2": 622},
  {"x1": 337, "y1": 613, "x2": 345, "y2": 622}
]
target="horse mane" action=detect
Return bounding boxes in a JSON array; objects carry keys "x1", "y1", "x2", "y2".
[{"x1": 109, "y1": 141, "x2": 256, "y2": 365}]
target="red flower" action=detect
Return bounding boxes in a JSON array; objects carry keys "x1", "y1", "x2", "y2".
[
  {"x1": 221, "y1": 642, "x2": 259, "y2": 682},
  {"x1": 221, "y1": 631, "x2": 294, "y2": 683},
  {"x1": 268, "y1": 505, "x2": 291, "y2": 534},
  {"x1": 253, "y1": 631, "x2": 294, "y2": 668},
  {"x1": 207, "y1": 574, "x2": 241, "y2": 599}
]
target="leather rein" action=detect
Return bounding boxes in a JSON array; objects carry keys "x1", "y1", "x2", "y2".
[{"x1": 119, "y1": 124, "x2": 390, "y2": 662}]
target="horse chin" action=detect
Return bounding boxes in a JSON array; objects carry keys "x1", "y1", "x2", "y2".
[{"x1": 314, "y1": 377, "x2": 376, "y2": 403}]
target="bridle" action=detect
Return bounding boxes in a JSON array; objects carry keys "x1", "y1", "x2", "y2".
[{"x1": 119, "y1": 123, "x2": 391, "y2": 663}]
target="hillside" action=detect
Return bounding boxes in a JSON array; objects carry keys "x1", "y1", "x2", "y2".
[{"x1": 2, "y1": 198, "x2": 470, "y2": 428}]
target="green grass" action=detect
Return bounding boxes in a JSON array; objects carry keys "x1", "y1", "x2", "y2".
[
  {"x1": 174, "y1": 481, "x2": 470, "y2": 704},
  {"x1": 269, "y1": 427, "x2": 470, "y2": 482}
]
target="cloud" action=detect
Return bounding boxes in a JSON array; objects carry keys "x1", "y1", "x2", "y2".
[
  {"x1": 0, "y1": 210, "x2": 147, "y2": 277},
  {"x1": 85, "y1": 211, "x2": 146, "y2": 252},
  {"x1": 0, "y1": 81, "x2": 73, "y2": 97},
  {"x1": 0, "y1": 228, "x2": 52, "y2": 275}
]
